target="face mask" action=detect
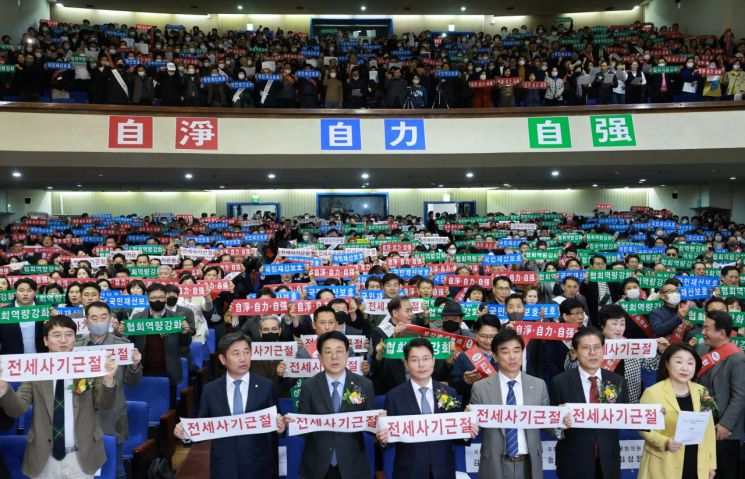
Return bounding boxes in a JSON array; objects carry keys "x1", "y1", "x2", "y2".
[
  {"x1": 302, "y1": 235, "x2": 310, "y2": 242},
  {"x1": 329, "y1": 72, "x2": 337, "y2": 78},
  {"x1": 686, "y1": 62, "x2": 694, "y2": 68},
  {"x1": 412, "y1": 79, "x2": 420, "y2": 85},
  {"x1": 715, "y1": 235, "x2": 723, "y2": 241},
  {"x1": 246, "y1": 60, "x2": 252, "y2": 66},
  {"x1": 518, "y1": 60, "x2": 526, "y2": 65},
  {"x1": 665, "y1": 292, "x2": 681, "y2": 306},
  {"x1": 238, "y1": 73, "x2": 246, "y2": 79},
  {"x1": 168, "y1": 70, "x2": 175, "y2": 76},
  {"x1": 284, "y1": 69, "x2": 292, "y2": 74},
  {"x1": 34, "y1": 52, "x2": 42, "y2": 58},
  {"x1": 626, "y1": 287, "x2": 640, "y2": 300},
  {"x1": 551, "y1": 71, "x2": 558, "y2": 77},
  {"x1": 150, "y1": 300, "x2": 166, "y2": 312},
  {"x1": 442, "y1": 320, "x2": 461, "y2": 333},
  {"x1": 507, "y1": 311, "x2": 524, "y2": 322},
  {"x1": 138, "y1": 71, "x2": 146, "y2": 77},
  {"x1": 541, "y1": 65, "x2": 548, "y2": 71},
  {"x1": 735, "y1": 64, "x2": 742, "y2": 71},
  {"x1": 643, "y1": 54, "x2": 651, "y2": 61},
  {"x1": 204, "y1": 62, "x2": 211, "y2": 67},
  {"x1": 659, "y1": 63, "x2": 666, "y2": 67},
  {"x1": 218, "y1": 63, "x2": 225, "y2": 69},
  {"x1": 479, "y1": 74, "x2": 486, "y2": 80},
  {"x1": 187, "y1": 69, "x2": 195, "y2": 74},
  {"x1": 88, "y1": 321, "x2": 110, "y2": 337},
  {"x1": 166, "y1": 296, "x2": 179, "y2": 307},
  {"x1": 447, "y1": 248, "x2": 457, "y2": 255},
  {"x1": 260, "y1": 332, "x2": 280, "y2": 342}
]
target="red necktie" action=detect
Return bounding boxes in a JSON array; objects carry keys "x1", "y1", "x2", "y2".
[{"x1": 589, "y1": 376, "x2": 600, "y2": 403}]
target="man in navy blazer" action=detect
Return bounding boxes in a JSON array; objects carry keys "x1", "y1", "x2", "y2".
[
  {"x1": 378, "y1": 337, "x2": 478, "y2": 479},
  {"x1": 175, "y1": 332, "x2": 286, "y2": 479}
]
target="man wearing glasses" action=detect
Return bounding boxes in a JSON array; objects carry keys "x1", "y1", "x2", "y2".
[
  {"x1": 649, "y1": 279, "x2": 693, "y2": 341},
  {"x1": 550, "y1": 327, "x2": 629, "y2": 479},
  {"x1": 449, "y1": 314, "x2": 501, "y2": 404}
]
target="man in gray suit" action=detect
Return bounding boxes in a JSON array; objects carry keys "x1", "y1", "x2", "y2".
[
  {"x1": 697, "y1": 310, "x2": 745, "y2": 479},
  {"x1": 76, "y1": 301, "x2": 143, "y2": 479},
  {"x1": 0, "y1": 315, "x2": 118, "y2": 479},
  {"x1": 470, "y1": 328, "x2": 553, "y2": 479},
  {"x1": 295, "y1": 330, "x2": 376, "y2": 479}
]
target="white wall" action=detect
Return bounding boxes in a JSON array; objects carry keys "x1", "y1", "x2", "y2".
[
  {"x1": 643, "y1": 0, "x2": 744, "y2": 36},
  {"x1": 0, "y1": 0, "x2": 49, "y2": 41},
  {"x1": 3, "y1": 189, "x2": 53, "y2": 223},
  {"x1": 487, "y1": 188, "x2": 649, "y2": 215},
  {"x1": 51, "y1": 6, "x2": 642, "y2": 35}
]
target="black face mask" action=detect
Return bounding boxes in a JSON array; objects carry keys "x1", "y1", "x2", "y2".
[
  {"x1": 166, "y1": 297, "x2": 178, "y2": 307},
  {"x1": 260, "y1": 332, "x2": 280, "y2": 342},
  {"x1": 507, "y1": 312, "x2": 524, "y2": 322},
  {"x1": 442, "y1": 320, "x2": 461, "y2": 333},
  {"x1": 150, "y1": 300, "x2": 166, "y2": 312}
]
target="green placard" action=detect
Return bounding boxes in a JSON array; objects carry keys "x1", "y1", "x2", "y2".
[
  {"x1": 692, "y1": 335, "x2": 745, "y2": 352},
  {"x1": 0, "y1": 65, "x2": 16, "y2": 73},
  {"x1": 555, "y1": 16, "x2": 573, "y2": 23},
  {"x1": 290, "y1": 379, "x2": 304, "y2": 412},
  {"x1": 528, "y1": 117, "x2": 572, "y2": 149},
  {"x1": 123, "y1": 316, "x2": 185, "y2": 336},
  {"x1": 21, "y1": 264, "x2": 61, "y2": 275},
  {"x1": 71, "y1": 55, "x2": 88, "y2": 63},
  {"x1": 638, "y1": 252, "x2": 662, "y2": 263},
  {"x1": 618, "y1": 300, "x2": 664, "y2": 315},
  {"x1": 344, "y1": 226, "x2": 365, "y2": 234},
  {"x1": 413, "y1": 252, "x2": 447, "y2": 263},
  {"x1": 712, "y1": 252, "x2": 744, "y2": 262},
  {"x1": 585, "y1": 233, "x2": 613, "y2": 242},
  {"x1": 454, "y1": 254, "x2": 484, "y2": 264},
  {"x1": 557, "y1": 233, "x2": 583, "y2": 243},
  {"x1": 0, "y1": 305, "x2": 51, "y2": 324},
  {"x1": 0, "y1": 290, "x2": 15, "y2": 303},
  {"x1": 589, "y1": 269, "x2": 635, "y2": 283},
  {"x1": 594, "y1": 38, "x2": 615, "y2": 46},
  {"x1": 249, "y1": 47, "x2": 268, "y2": 53},
  {"x1": 421, "y1": 298, "x2": 444, "y2": 319},
  {"x1": 367, "y1": 224, "x2": 390, "y2": 232},
  {"x1": 36, "y1": 293, "x2": 66, "y2": 305},
  {"x1": 382, "y1": 337, "x2": 452, "y2": 359},
  {"x1": 128, "y1": 266, "x2": 159, "y2": 278},
  {"x1": 454, "y1": 240, "x2": 476, "y2": 248},
  {"x1": 591, "y1": 26, "x2": 608, "y2": 33},
  {"x1": 718, "y1": 286, "x2": 745, "y2": 299},
  {"x1": 636, "y1": 275, "x2": 669, "y2": 289},
  {"x1": 652, "y1": 66, "x2": 680, "y2": 74},
  {"x1": 686, "y1": 308, "x2": 706, "y2": 325},
  {"x1": 678, "y1": 244, "x2": 708, "y2": 255},
  {"x1": 538, "y1": 271, "x2": 559, "y2": 282},
  {"x1": 588, "y1": 242, "x2": 618, "y2": 251},
  {"x1": 590, "y1": 115, "x2": 636, "y2": 147}
]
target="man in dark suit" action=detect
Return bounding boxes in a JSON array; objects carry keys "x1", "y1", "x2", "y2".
[
  {"x1": 175, "y1": 332, "x2": 285, "y2": 479},
  {"x1": 697, "y1": 311, "x2": 745, "y2": 479},
  {"x1": 579, "y1": 255, "x2": 623, "y2": 328},
  {"x1": 550, "y1": 327, "x2": 629, "y2": 479},
  {"x1": 129, "y1": 283, "x2": 194, "y2": 386},
  {"x1": 297, "y1": 330, "x2": 376, "y2": 479},
  {"x1": 0, "y1": 278, "x2": 47, "y2": 355},
  {"x1": 164, "y1": 284, "x2": 197, "y2": 356},
  {"x1": 378, "y1": 337, "x2": 477, "y2": 479},
  {"x1": 449, "y1": 314, "x2": 500, "y2": 405}
]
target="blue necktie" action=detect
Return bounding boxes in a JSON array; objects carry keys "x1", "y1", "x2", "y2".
[
  {"x1": 232, "y1": 380, "x2": 243, "y2": 415},
  {"x1": 419, "y1": 387, "x2": 431, "y2": 414},
  {"x1": 505, "y1": 380, "x2": 519, "y2": 457},
  {"x1": 330, "y1": 381, "x2": 341, "y2": 466}
]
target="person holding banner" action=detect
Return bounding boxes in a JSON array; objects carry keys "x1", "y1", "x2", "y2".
[
  {"x1": 450, "y1": 314, "x2": 501, "y2": 405},
  {"x1": 580, "y1": 255, "x2": 623, "y2": 328},
  {"x1": 296, "y1": 330, "x2": 376, "y2": 479},
  {"x1": 0, "y1": 315, "x2": 119, "y2": 479},
  {"x1": 471, "y1": 328, "x2": 555, "y2": 479},
  {"x1": 174, "y1": 332, "x2": 285, "y2": 479},
  {"x1": 649, "y1": 281, "x2": 692, "y2": 342},
  {"x1": 378, "y1": 337, "x2": 477, "y2": 479},
  {"x1": 551, "y1": 327, "x2": 629, "y2": 479},
  {"x1": 696, "y1": 311, "x2": 745, "y2": 479},
  {"x1": 637, "y1": 343, "x2": 716, "y2": 479},
  {"x1": 77, "y1": 301, "x2": 142, "y2": 478},
  {"x1": 0, "y1": 278, "x2": 47, "y2": 355}
]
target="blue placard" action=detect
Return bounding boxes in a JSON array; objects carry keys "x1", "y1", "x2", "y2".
[
  {"x1": 679, "y1": 286, "x2": 711, "y2": 300},
  {"x1": 598, "y1": 217, "x2": 626, "y2": 224},
  {"x1": 54, "y1": 306, "x2": 84, "y2": 316},
  {"x1": 92, "y1": 214, "x2": 112, "y2": 220},
  {"x1": 676, "y1": 276, "x2": 720, "y2": 289},
  {"x1": 321, "y1": 119, "x2": 361, "y2": 151},
  {"x1": 124, "y1": 58, "x2": 140, "y2": 66},
  {"x1": 553, "y1": 51, "x2": 573, "y2": 57},
  {"x1": 165, "y1": 24, "x2": 185, "y2": 30},
  {"x1": 80, "y1": 235, "x2": 104, "y2": 244},
  {"x1": 435, "y1": 70, "x2": 460, "y2": 78},
  {"x1": 391, "y1": 49, "x2": 413, "y2": 57},
  {"x1": 296, "y1": 70, "x2": 321, "y2": 78},
  {"x1": 362, "y1": 44, "x2": 381, "y2": 51},
  {"x1": 482, "y1": 253, "x2": 524, "y2": 265},
  {"x1": 581, "y1": 223, "x2": 598, "y2": 230},
  {"x1": 650, "y1": 220, "x2": 677, "y2": 229},
  {"x1": 103, "y1": 294, "x2": 149, "y2": 308},
  {"x1": 630, "y1": 233, "x2": 647, "y2": 241},
  {"x1": 618, "y1": 244, "x2": 645, "y2": 254},
  {"x1": 71, "y1": 228, "x2": 90, "y2": 236},
  {"x1": 558, "y1": 270, "x2": 586, "y2": 281},
  {"x1": 444, "y1": 43, "x2": 466, "y2": 50},
  {"x1": 678, "y1": 224, "x2": 695, "y2": 233},
  {"x1": 432, "y1": 273, "x2": 447, "y2": 285},
  {"x1": 389, "y1": 267, "x2": 431, "y2": 280},
  {"x1": 185, "y1": 235, "x2": 213, "y2": 244},
  {"x1": 207, "y1": 222, "x2": 229, "y2": 230},
  {"x1": 229, "y1": 81, "x2": 254, "y2": 89},
  {"x1": 332, "y1": 252, "x2": 364, "y2": 265},
  {"x1": 304, "y1": 285, "x2": 357, "y2": 299},
  {"x1": 44, "y1": 62, "x2": 73, "y2": 70},
  {"x1": 301, "y1": 47, "x2": 321, "y2": 57},
  {"x1": 202, "y1": 74, "x2": 228, "y2": 84},
  {"x1": 28, "y1": 227, "x2": 54, "y2": 235},
  {"x1": 486, "y1": 303, "x2": 560, "y2": 320},
  {"x1": 339, "y1": 41, "x2": 359, "y2": 51},
  {"x1": 263, "y1": 263, "x2": 306, "y2": 276},
  {"x1": 607, "y1": 224, "x2": 629, "y2": 232},
  {"x1": 243, "y1": 234, "x2": 271, "y2": 243},
  {"x1": 274, "y1": 290, "x2": 302, "y2": 300},
  {"x1": 684, "y1": 234, "x2": 707, "y2": 243},
  {"x1": 501, "y1": 40, "x2": 522, "y2": 47},
  {"x1": 219, "y1": 238, "x2": 243, "y2": 247},
  {"x1": 145, "y1": 60, "x2": 168, "y2": 68},
  {"x1": 256, "y1": 73, "x2": 282, "y2": 81},
  {"x1": 384, "y1": 118, "x2": 426, "y2": 150},
  {"x1": 127, "y1": 234, "x2": 150, "y2": 243},
  {"x1": 285, "y1": 255, "x2": 322, "y2": 266}
]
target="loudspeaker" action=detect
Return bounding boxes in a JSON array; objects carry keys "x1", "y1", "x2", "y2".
[
  {"x1": 24, "y1": 197, "x2": 31, "y2": 204},
  {"x1": 672, "y1": 192, "x2": 678, "y2": 199}
]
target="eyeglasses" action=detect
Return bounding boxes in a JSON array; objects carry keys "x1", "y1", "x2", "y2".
[
  {"x1": 578, "y1": 344, "x2": 603, "y2": 353},
  {"x1": 477, "y1": 334, "x2": 496, "y2": 340}
]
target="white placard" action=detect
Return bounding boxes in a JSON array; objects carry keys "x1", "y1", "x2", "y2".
[
  {"x1": 74, "y1": 343, "x2": 134, "y2": 365},
  {"x1": 566, "y1": 403, "x2": 664, "y2": 430},
  {"x1": 603, "y1": 338, "x2": 658, "y2": 360},
  {"x1": 180, "y1": 248, "x2": 217, "y2": 259},
  {"x1": 251, "y1": 342, "x2": 298, "y2": 360},
  {"x1": 471, "y1": 405, "x2": 566, "y2": 429},
  {"x1": 284, "y1": 357, "x2": 363, "y2": 378},
  {"x1": 674, "y1": 411, "x2": 710, "y2": 445},
  {"x1": 300, "y1": 335, "x2": 367, "y2": 354},
  {"x1": 71, "y1": 256, "x2": 109, "y2": 269},
  {"x1": 418, "y1": 236, "x2": 451, "y2": 245},
  {"x1": 540, "y1": 439, "x2": 644, "y2": 470},
  {"x1": 379, "y1": 412, "x2": 474, "y2": 443},
  {"x1": 287, "y1": 410, "x2": 383, "y2": 435},
  {"x1": 0, "y1": 351, "x2": 109, "y2": 381},
  {"x1": 181, "y1": 406, "x2": 278, "y2": 442}
]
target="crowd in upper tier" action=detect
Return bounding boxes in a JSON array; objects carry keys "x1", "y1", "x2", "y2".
[{"x1": 0, "y1": 19, "x2": 743, "y2": 108}]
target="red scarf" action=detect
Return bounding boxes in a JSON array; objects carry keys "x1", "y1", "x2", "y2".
[{"x1": 698, "y1": 342, "x2": 742, "y2": 377}]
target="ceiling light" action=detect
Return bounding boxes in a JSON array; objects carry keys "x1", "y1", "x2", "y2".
[
  {"x1": 438, "y1": 184, "x2": 444, "y2": 188},
  {"x1": 592, "y1": 184, "x2": 598, "y2": 187},
  {"x1": 219, "y1": 185, "x2": 225, "y2": 189},
  {"x1": 237, "y1": 4, "x2": 243, "y2": 9},
  {"x1": 624, "y1": 186, "x2": 629, "y2": 189},
  {"x1": 638, "y1": 178, "x2": 646, "y2": 182},
  {"x1": 460, "y1": 5, "x2": 466, "y2": 11},
  {"x1": 57, "y1": 2, "x2": 63, "y2": 7},
  {"x1": 184, "y1": 173, "x2": 193, "y2": 179},
  {"x1": 660, "y1": 184, "x2": 666, "y2": 187},
  {"x1": 267, "y1": 173, "x2": 276, "y2": 179},
  {"x1": 363, "y1": 203, "x2": 369, "y2": 208},
  {"x1": 47, "y1": 186, "x2": 53, "y2": 190},
  {"x1": 551, "y1": 170, "x2": 560, "y2": 177},
  {"x1": 361, "y1": 172, "x2": 370, "y2": 179},
  {"x1": 11, "y1": 171, "x2": 21, "y2": 178},
  {"x1": 360, "y1": 5, "x2": 366, "y2": 10},
  {"x1": 76, "y1": 184, "x2": 82, "y2": 187},
  {"x1": 730, "y1": 177, "x2": 737, "y2": 180},
  {"x1": 466, "y1": 172, "x2": 474, "y2": 178}
]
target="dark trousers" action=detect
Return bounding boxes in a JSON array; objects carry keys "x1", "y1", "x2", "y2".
[{"x1": 716, "y1": 440, "x2": 743, "y2": 479}]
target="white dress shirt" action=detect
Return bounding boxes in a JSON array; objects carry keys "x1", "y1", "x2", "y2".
[
  {"x1": 578, "y1": 367, "x2": 602, "y2": 403},
  {"x1": 62, "y1": 378, "x2": 75, "y2": 450},
  {"x1": 16, "y1": 301, "x2": 37, "y2": 354},
  {"x1": 225, "y1": 371, "x2": 251, "y2": 414},
  {"x1": 498, "y1": 372, "x2": 528, "y2": 455},
  {"x1": 410, "y1": 379, "x2": 434, "y2": 414}
]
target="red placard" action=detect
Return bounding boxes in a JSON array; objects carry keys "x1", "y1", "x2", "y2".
[
  {"x1": 220, "y1": 247, "x2": 254, "y2": 257},
  {"x1": 385, "y1": 257, "x2": 425, "y2": 268},
  {"x1": 175, "y1": 118, "x2": 218, "y2": 150},
  {"x1": 378, "y1": 243, "x2": 415, "y2": 255},
  {"x1": 198, "y1": 279, "x2": 233, "y2": 292},
  {"x1": 311, "y1": 266, "x2": 357, "y2": 278},
  {"x1": 430, "y1": 264, "x2": 458, "y2": 274},
  {"x1": 504, "y1": 271, "x2": 538, "y2": 285},
  {"x1": 231, "y1": 298, "x2": 291, "y2": 316},
  {"x1": 596, "y1": 203, "x2": 612, "y2": 210},
  {"x1": 108, "y1": 116, "x2": 153, "y2": 149},
  {"x1": 464, "y1": 345, "x2": 497, "y2": 379},
  {"x1": 403, "y1": 324, "x2": 476, "y2": 352},
  {"x1": 522, "y1": 81, "x2": 547, "y2": 89},
  {"x1": 443, "y1": 275, "x2": 493, "y2": 288},
  {"x1": 474, "y1": 242, "x2": 498, "y2": 250}
]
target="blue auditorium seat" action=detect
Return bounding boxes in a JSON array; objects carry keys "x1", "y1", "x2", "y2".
[
  {"x1": 177, "y1": 357, "x2": 189, "y2": 401},
  {"x1": 190, "y1": 341, "x2": 206, "y2": 368},
  {"x1": 121, "y1": 401, "x2": 149, "y2": 460},
  {"x1": 37, "y1": 97, "x2": 51, "y2": 102},
  {"x1": 205, "y1": 329, "x2": 216, "y2": 354},
  {"x1": 2, "y1": 96, "x2": 20, "y2": 101},
  {"x1": 124, "y1": 377, "x2": 171, "y2": 426},
  {"x1": 69, "y1": 90, "x2": 89, "y2": 102},
  {"x1": 280, "y1": 434, "x2": 304, "y2": 479},
  {"x1": 278, "y1": 397, "x2": 295, "y2": 415}
]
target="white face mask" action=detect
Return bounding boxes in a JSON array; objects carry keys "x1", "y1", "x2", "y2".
[
  {"x1": 665, "y1": 292, "x2": 681, "y2": 306},
  {"x1": 686, "y1": 62, "x2": 694, "y2": 68},
  {"x1": 625, "y1": 287, "x2": 640, "y2": 300},
  {"x1": 138, "y1": 71, "x2": 146, "y2": 77},
  {"x1": 479, "y1": 74, "x2": 486, "y2": 80},
  {"x1": 447, "y1": 248, "x2": 457, "y2": 255},
  {"x1": 518, "y1": 60, "x2": 526, "y2": 65},
  {"x1": 329, "y1": 72, "x2": 337, "y2": 78}
]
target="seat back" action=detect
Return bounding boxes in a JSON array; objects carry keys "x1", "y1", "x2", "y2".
[
  {"x1": 205, "y1": 329, "x2": 216, "y2": 354},
  {"x1": 0, "y1": 435, "x2": 25, "y2": 479},
  {"x1": 190, "y1": 341, "x2": 205, "y2": 368},
  {"x1": 125, "y1": 377, "x2": 171, "y2": 426},
  {"x1": 122, "y1": 401, "x2": 149, "y2": 459},
  {"x1": 279, "y1": 434, "x2": 304, "y2": 479}
]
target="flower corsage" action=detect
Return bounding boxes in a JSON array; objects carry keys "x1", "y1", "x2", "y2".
[
  {"x1": 435, "y1": 389, "x2": 461, "y2": 411},
  {"x1": 700, "y1": 388, "x2": 719, "y2": 414},
  {"x1": 597, "y1": 381, "x2": 621, "y2": 404},
  {"x1": 342, "y1": 383, "x2": 365, "y2": 405},
  {"x1": 69, "y1": 378, "x2": 94, "y2": 395}
]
